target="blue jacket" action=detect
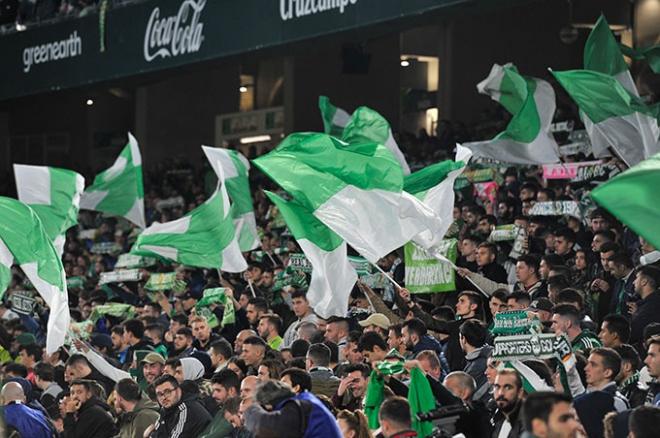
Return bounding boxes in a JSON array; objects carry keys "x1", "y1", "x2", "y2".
[
  {"x1": 294, "y1": 391, "x2": 342, "y2": 438},
  {"x1": 4, "y1": 402, "x2": 54, "y2": 438}
]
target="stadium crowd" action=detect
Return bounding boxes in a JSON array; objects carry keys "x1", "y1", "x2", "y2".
[{"x1": 0, "y1": 119, "x2": 660, "y2": 438}]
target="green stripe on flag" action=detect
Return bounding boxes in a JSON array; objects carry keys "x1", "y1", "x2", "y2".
[{"x1": 584, "y1": 14, "x2": 629, "y2": 76}]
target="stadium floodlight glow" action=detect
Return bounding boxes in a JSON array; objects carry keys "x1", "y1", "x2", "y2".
[
  {"x1": 240, "y1": 135, "x2": 271, "y2": 144},
  {"x1": 239, "y1": 86, "x2": 248, "y2": 93},
  {"x1": 86, "y1": 99, "x2": 94, "y2": 106},
  {"x1": 400, "y1": 59, "x2": 410, "y2": 67}
]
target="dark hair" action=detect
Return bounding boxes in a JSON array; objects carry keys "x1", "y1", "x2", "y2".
[
  {"x1": 123, "y1": 319, "x2": 145, "y2": 340},
  {"x1": 431, "y1": 305, "x2": 456, "y2": 322},
  {"x1": 547, "y1": 275, "x2": 571, "y2": 292},
  {"x1": 593, "y1": 229, "x2": 616, "y2": 242},
  {"x1": 227, "y1": 357, "x2": 248, "y2": 376},
  {"x1": 614, "y1": 344, "x2": 641, "y2": 371},
  {"x1": 145, "y1": 302, "x2": 162, "y2": 312},
  {"x1": 111, "y1": 326, "x2": 124, "y2": 336},
  {"x1": 522, "y1": 391, "x2": 573, "y2": 431},
  {"x1": 307, "y1": 343, "x2": 331, "y2": 367},
  {"x1": 491, "y1": 289, "x2": 509, "y2": 303},
  {"x1": 556, "y1": 289, "x2": 584, "y2": 310},
  {"x1": 243, "y1": 336, "x2": 267, "y2": 349},
  {"x1": 18, "y1": 343, "x2": 43, "y2": 362},
  {"x1": 259, "y1": 359, "x2": 286, "y2": 380},
  {"x1": 144, "y1": 324, "x2": 164, "y2": 341},
  {"x1": 478, "y1": 242, "x2": 498, "y2": 258},
  {"x1": 291, "y1": 290, "x2": 308, "y2": 301},
  {"x1": 280, "y1": 367, "x2": 312, "y2": 392},
  {"x1": 171, "y1": 313, "x2": 188, "y2": 326},
  {"x1": 389, "y1": 323, "x2": 402, "y2": 338},
  {"x1": 248, "y1": 297, "x2": 269, "y2": 313},
  {"x1": 629, "y1": 406, "x2": 660, "y2": 438},
  {"x1": 541, "y1": 254, "x2": 563, "y2": 270},
  {"x1": 115, "y1": 378, "x2": 141, "y2": 402},
  {"x1": 599, "y1": 241, "x2": 620, "y2": 254},
  {"x1": 323, "y1": 341, "x2": 339, "y2": 364},
  {"x1": 458, "y1": 290, "x2": 482, "y2": 311},
  {"x1": 224, "y1": 396, "x2": 241, "y2": 414},
  {"x1": 70, "y1": 379, "x2": 95, "y2": 393},
  {"x1": 211, "y1": 368, "x2": 241, "y2": 392},
  {"x1": 176, "y1": 327, "x2": 193, "y2": 339},
  {"x1": 357, "y1": 331, "x2": 388, "y2": 353},
  {"x1": 209, "y1": 339, "x2": 233, "y2": 360},
  {"x1": 33, "y1": 362, "x2": 55, "y2": 382},
  {"x1": 637, "y1": 266, "x2": 660, "y2": 290},
  {"x1": 602, "y1": 314, "x2": 631, "y2": 344},
  {"x1": 4, "y1": 362, "x2": 28, "y2": 378},
  {"x1": 459, "y1": 319, "x2": 488, "y2": 347},
  {"x1": 480, "y1": 215, "x2": 497, "y2": 226},
  {"x1": 290, "y1": 339, "x2": 310, "y2": 358},
  {"x1": 554, "y1": 227, "x2": 576, "y2": 244},
  {"x1": 402, "y1": 318, "x2": 427, "y2": 338},
  {"x1": 552, "y1": 304, "x2": 580, "y2": 324},
  {"x1": 517, "y1": 254, "x2": 540, "y2": 275},
  {"x1": 537, "y1": 188, "x2": 555, "y2": 201},
  {"x1": 347, "y1": 330, "x2": 362, "y2": 344},
  {"x1": 66, "y1": 354, "x2": 91, "y2": 369},
  {"x1": 343, "y1": 363, "x2": 371, "y2": 379},
  {"x1": 260, "y1": 314, "x2": 283, "y2": 334},
  {"x1": 153, "y1": 374, "x2": 179, "y2": 389},
  {"x1": 591, "y1": 347, "x2": 622, "y2": 381},
  {"x1": 508, "y1": 291, "x2": 531, "y2": 307},
  {"x1": 379, "y1": 396, "x2": 411, "y2": 428},
  {"x1": 608, "y1": 252, "x2": 634, "y2": 270}
]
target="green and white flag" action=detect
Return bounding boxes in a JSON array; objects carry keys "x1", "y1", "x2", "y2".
[
  {"x1": 341, "y1": 106, "x2": 411, "y2": 174},
  {"x1": 463, "y1": 63, "x2": 560, "y2": 164},
  {"x1": 404, "y1": 144, "x2": 471, "y2": 240},
  {"x1": 580, "y1": 15, "x2": 660, "y2": 166},
  {"x1": 0, "y1": 197, "x2": 69, "y2": 354},
  {"x1": 202, "y1": 146, "x2": 259, "y2": 251},
  {"x1": 254, "y1": 133, "x2": 442, "y2": 263},
  {"x1": 319, "y1": 97, "x2": 411, "y2": 174},
  {"x1": 13, "y1": 164, "x2": 85, "y2": 256},
  {"x1": 552, "y1": 69, "x2": 659, "y2": 168},
  {"x1": 265, "y1": 191, "x2": 357, "y2": 318},
  {"x1": 80, "y1": 132, "x2": 146, "y2": 228},
  {"x1": 319, "y1": 95, "x2": 352, "y2": 137},
  {"x1": 131, "y1": 169, "x2": 247, "y2": 272}
]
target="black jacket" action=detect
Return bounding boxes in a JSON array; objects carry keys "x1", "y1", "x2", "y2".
[
  {"x1": 491, "y1": 402, "x2": 523, "y2": 438},
  {"x1": 150, "y1": 393, "x2": 212, "y2": 438},
  {"x1": 63, "y1": 397, "x2": 117, "y2": 438},
  {"x1": 479, "y1": 262, "x2": 508, "y2": 284},
  {"x1": 631, "y1": 291, "x2": 660, "y2": 355}
]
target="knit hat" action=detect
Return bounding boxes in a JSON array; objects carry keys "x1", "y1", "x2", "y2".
[{"x1": 16, "y1": 333, "x2": 36, "y2": 346}]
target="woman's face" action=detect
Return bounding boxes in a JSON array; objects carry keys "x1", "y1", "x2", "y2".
[
  {"x1": 338, "y1": 419, "x2": 356, "y2": 438},
  {"x1": 575, "y1": 251, "x2": 587, "y2": 271}
]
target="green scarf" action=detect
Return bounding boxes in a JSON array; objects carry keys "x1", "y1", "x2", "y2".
[
  {"x1": 364, "y1": 370, "x2": 385, "y2": 429},
  {"x1": 90, "y1": 303, "x2": 135, "y2": 323},
  {"x1": 195, "y1": 288, "x2": 235, "y2": 327}
]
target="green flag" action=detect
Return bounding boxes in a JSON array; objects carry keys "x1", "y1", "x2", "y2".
[
  {"x1": 591, "y1": 152, "x2": 660, "y2": 250},
  {"x1": 195, "y1": 288, "x2": 235, "y2": 327},
  {"x1": 90, "y1": 303, "x2": 135, "y2": 322},
  {"x1": 14, "y1": 164, "x2": 85, "y2": 256},
  {"x1": 319, "y1": 95, "x2": 351, "y2": 138},
  {"x1": 463, "y1": 63, "x2": 560, "y2": 164},
  {"x1": 202, "y1": 146, "x2": 260, "y2": 251},
  {"x1": 131, "y1": 184, "x2": 247, "y2": 272},
  {"x1": 0, "y1": 197, "x2": 69, "y2": 353},
  {"x1": 80, "y1": 132, "x2": 145, "y2": 228},
  {"x1": 552, "y1": 69, "x2": 659, "y2": 167}
]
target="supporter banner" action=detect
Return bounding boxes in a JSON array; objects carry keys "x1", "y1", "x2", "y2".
[
  {"x1": 454, "y1": 168, "x2": 499, "y2": 190},
  {"x1": 288, "y1": 253, "x2": 313, "y2": 273},
  {"x1": 10, "y1": 290, "x2": 36, "y2": 315},
  {"x1": 145, "y1": 272, "x2": 186, "y2": 292},
  {"x1": 492, "y1": 310, "x2": 532, "y2": 335},
  {"x1": 272, "y1": 267, "x2": 308, "y2": 292},
  {"x1": 90, "y1": 242, "x2": 122, "y2": 255},
  {"x1": 288, "y1": 253, "x2": 373, "y2": 276},
  {"x1": 404, "y1": 239, "x2": 457, "y2": 293},
  {"x1": 542, "y1": 161, "x2": 602, "y2": 180},
  {"x1": 99, "y1": 268, "x2": 142, "y2": 285},
  {"x1": 488, "y1": 225, "x2": 516, "y2": 242},
  {"x1": 66, "y1": 276, "x2": 85, "y2": 290},
  {"x1": 528, "y1": 201, "x2": 582, "y2": 218},
  {"x1": 1, "y1": 0, "x2": 472, "y2": 100},
  {"x1": 493, "y1": 333, "x2": 572, "y2": 361},
  {"x1": 115, "y1": 253, "x2": 156, "y2": 269}
]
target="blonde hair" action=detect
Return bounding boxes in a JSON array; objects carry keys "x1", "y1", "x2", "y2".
[
  {"x1": 337, "y1": 410, "x2": 373, "y2": 438},
  {"x1": 190, "y1": 315, "x2": 208, "y2": 325}
]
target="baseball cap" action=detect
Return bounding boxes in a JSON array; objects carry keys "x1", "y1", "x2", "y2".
[
  {"x1": 529, "y1": 298, "x2": 553, "y2": 312},
  {"x1": 141, "y1": 352, "x2": 165, "y2": 365},
  {"x1": 358, "y1": 313, "x2": 391, "y2": 330}
]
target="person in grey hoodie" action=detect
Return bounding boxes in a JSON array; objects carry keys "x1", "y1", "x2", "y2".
[{"x1": 114, "y1": 378, "x2": 160, "y2": 438}]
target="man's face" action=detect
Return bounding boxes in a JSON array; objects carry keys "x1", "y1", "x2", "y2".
[
  {"x1": 490, "y1": 297, "x2": 507, "y2": 316},
  {"x1": 174, "y1": 334, "x2": 190, "y2": 351},
  {"x1": 347, "y1": 370, "x2": 367, "y2": 398},
  {"x1": 241, "y1": 344, "x2": 263, "y2": 367},
  {"x1": 485, "y1": 359, "x2": 499, "y2": 385},
  {"x1": 345, "y1": 342, "x2": 364, "y2": 364},
  {"x1": 444, "y1": 376, "x2": 468, "y2": 401},
  {"x1": 142, "y1": 362, "x2": 163, "y2": 384},
  {"x1": 600, "y1": 250, "x2": 614, "y2": 271},
  {"x1": 608, "y1": 261, "x2": 628, "y2": 279},
  {"x1": 257, "y1": 365, "x2": 270, "y2": 381},
  {"x1": 362, "y1": 347, "x2": 386, "y2": 365},
  {"x1": 516, "y1": 261, "x2": 535, "y2": 284},
  {"x1": 211, "y1": 383, "x2": 230, "y2": 404},
  {"x1": 257, "y1": 318, "x2": 270, "y2": 338},
  {"x1": 493, "y1": 373, "x2": 522, "y2": 412},
  {"x1": 65, "y1": 365, "x2": 85, "y2": 382},
  {"x1": 554, "y1": 237, "x2": 572, "y2": 256},
  {"x1": 550, "y1": 314, "x2": 570, "y2": 336},
  {"x1": 419, "y1": 358, "x2": 440, "y2": 380},
  {"x1": 477, "y1": 219, "x2": 492, "y2": 235},
  {"x1": 520, "y1": 187, "x2": 535, "y2": 202},
  {"x1": 70, "y1": 384, "x2": 92, "y2": 405},
  {"x1": 465, "y1": 211, "x2": 478, "y2": 226},
  {"x1": 461, "y1": 239, "x2": 477, "y2": 258},
  {"x1": 498, "y1": 202, "x2": 508, "y2": 218},
  {"x1": 591, "y1": 234, "x2": 607, "y2": 252},
  {"x1": 292, "y1": 297, "x2": 309, "y2": 317},
  {"x1": 174, "y1": 365, "x2": 185, "y2": 384},
  {"x1": 246, "y1": 304, "x2": 261, "y2": 325},
  {"x1": 111, "y1": 332, "x2": 124, "y2": 350},
  {"x1": 590, "y1": 217, "x2": 608, "y2": 232},
  {"x1": 387, "y1": 329, "x2": 401, "y2": 351},
  {"x1": 401, "y1": 326, "x2": 414, "y2": 350},
  {"x1": 507, "y1": 298, "x2": 527, "y2": 311},
  {"x1": 598, "y1": 322, "x2": 618, "y2": 348},
  {"x1": 192, "y1": 321, "x2": 211, "y2": 342},
  {"x1": 155, "y1": 382, "x2": 181, "y2": 409},
  {"x1": 143, "y1": 305, "x2": 159, "y2": 318},
  {"x1": 18, "y1": 350, "x2": 35, "y2": 368},
  {"x1": 240, "y1": 376, "x2": 257, "y2": 400},
  {"x1": 260, "y1": 271, "x2": 274, "y2": 288},
  {"x1": 476, "y1": 247, "x2": 493, "y2": 267},
  {"x1": 234, "y1": 331, "x2": 251, "y2": 355},
  {"x1": 575, "y1": 251, "x2": 587, "y2": 270},
  {"x1": 325, "y1": 323, "x2": 340, "y2": 343},
  {"x1": 645, "y1": 344, "x2": 660, "y2": 378},
  {"x1": 456, "y1": 295, "x2": 475, "y2": 317},
  {"x1": 539, "y1": 401, "x2": 582, "y2": 438},
  {"x1": 539, "y1": 259, "x2": 550, "y2": 280},
  {"x1": 585, "y1": 353, "x2": 611, "y2": 387}
]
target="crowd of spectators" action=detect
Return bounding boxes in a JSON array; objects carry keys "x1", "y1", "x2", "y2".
[{"x1": 0, "y1": 107, "x2": 659, "y2": 438}]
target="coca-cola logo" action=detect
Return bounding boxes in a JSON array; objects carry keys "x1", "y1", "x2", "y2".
[{"x1": 143, "y1": 0, "x2": 206, "y2": 62}]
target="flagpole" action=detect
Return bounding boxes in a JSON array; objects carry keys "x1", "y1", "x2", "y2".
[
  {"x1": 370, "y1": 262, "x2": 403, "y2": 290},
  {"x1": 247, "y1": 279, "x2": 256, "y2": 298}
]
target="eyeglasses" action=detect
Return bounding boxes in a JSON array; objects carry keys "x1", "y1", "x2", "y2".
[{"x1": 156, "y1": 388, "x2": 176, "y2": 399}]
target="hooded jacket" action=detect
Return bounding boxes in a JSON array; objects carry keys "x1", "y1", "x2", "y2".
[
  {"x1": 117, "y1": 396, "x2": 160, "y2": 438},
  {"x1": 149, "y1": 392, "x2": 212, "y2": 438},
  {"x1": 63, "y1": 397, "x2": 117, "y2": 438}
]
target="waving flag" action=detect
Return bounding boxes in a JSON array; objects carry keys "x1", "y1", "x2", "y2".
[{"x1": 80, "y1": 132, "x2": 145, "y2": 228}]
